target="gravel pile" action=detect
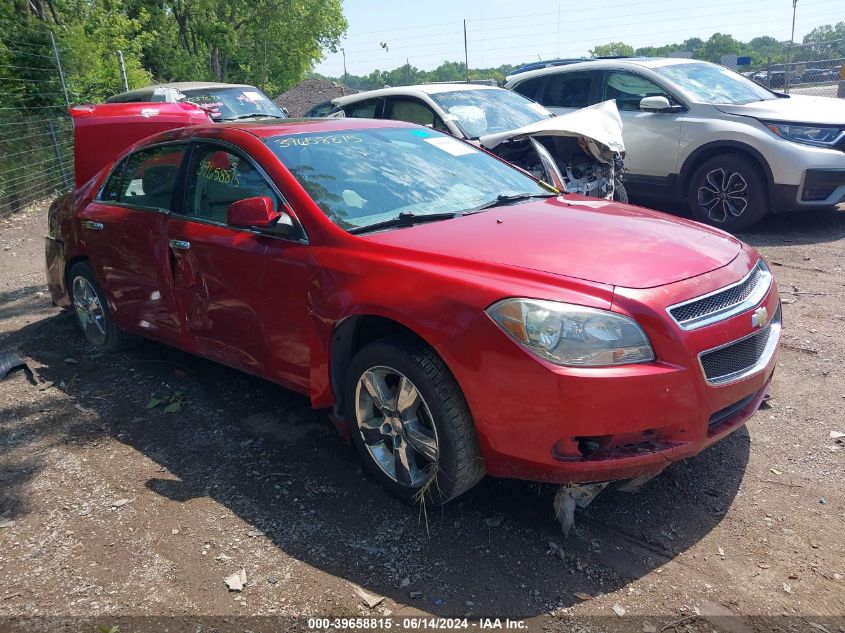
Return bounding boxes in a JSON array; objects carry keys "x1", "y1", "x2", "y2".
[{"x1": 273, "y1": 78, "x2": 358, "y2": 117}]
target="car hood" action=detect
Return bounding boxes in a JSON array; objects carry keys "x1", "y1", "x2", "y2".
[
  {"x1": 477, "y1": 100, "x2": 625, "y2": 154},
  {"x1": 364, "y1": 196, "x2": 741, "y2": 289},
  {"x1": 714, "y1": 94, "x2": 845, "y2": 125}
]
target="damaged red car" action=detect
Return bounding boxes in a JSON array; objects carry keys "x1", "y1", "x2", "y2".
[{"x1": 46, "y1": 103, "x2": 781, "y2": 517}]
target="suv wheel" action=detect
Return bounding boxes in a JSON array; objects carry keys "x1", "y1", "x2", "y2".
[
  {"x1": 688, "y1": 154, "x2": 768, "y2": 232},
  {"x1": 345, "y1": 336, "x2": 485, "y2": 505}
]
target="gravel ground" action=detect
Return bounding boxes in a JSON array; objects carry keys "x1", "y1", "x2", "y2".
[
  {"x1": 0, "y1": 201, "x2": 844, "y2": 633},
  {"x1": 273, "y1": 79, "x2": 358, "y2": 117}
]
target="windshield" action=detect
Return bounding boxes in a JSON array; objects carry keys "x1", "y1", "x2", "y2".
[
  {"x1": 653, "y1": 62, "x2": 776, "y2": 105},
  {"x1": 428, "y1": 89, "x2": 553, "y2": 138},
  {"x1": 267, "y1": 127, "x2": 551, "y2": 231},
  {"x1": 181, "y1": 87, "x2": 286, "y2": 120}
]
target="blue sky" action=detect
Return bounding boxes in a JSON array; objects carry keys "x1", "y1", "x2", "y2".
[{"x1": 314, "y1": 0, "x2": 844, "y2": 76}]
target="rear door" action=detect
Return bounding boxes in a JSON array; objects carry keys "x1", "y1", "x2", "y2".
[
  {"x1": 537, "y1": 71, "x2": 596, "y2": 115},
  {"x1": 338, "y1": 98, "x2": 384, "y2": 119},
  {"x1": 383, "y1": 97, "x2": 450, "y2": 132},
  {"x1": 77, "y1": 143, "x2": 187, "y2": 344},
  {"x1": 166, "y1": 141, "x2": 311, "y2": 387}
]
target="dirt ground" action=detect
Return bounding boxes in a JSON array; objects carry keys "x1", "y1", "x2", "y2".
[{"x1": 0, "y1": 201, "x2": 843, "y2": 633}]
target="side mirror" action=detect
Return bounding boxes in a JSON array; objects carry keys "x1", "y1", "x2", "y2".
[
  {"x1": 640, "y1": 96, "x2": 682, "y2": 113},
  {"x1": 227, "y1": 196, "x2": 281, "y2": 228}
]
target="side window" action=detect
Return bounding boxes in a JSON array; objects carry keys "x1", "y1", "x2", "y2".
[
  {"x1": 385, "y1": 98, "x2": 447, "y2": 130},
  {"x1": 104, "y1": 145, "x2": 186, "y2": 210},
  {"x1": 184, "y1": 144, "x2": 280, "y2": 224},
  {"x1": 345, "y1": 99, "x2": 381, "y2": 118},
  {"x1": 604, "y1": 71, "x2": 670, "y2": 111},
  {"x1": 543, "y1": 72, "x2": 593, "y2": 108},
  {"x1": 512, "y1": 76, "x2": 545, "y2": 101},
  {"x1": 100, "y1": 159, "x2": 126, "y2": 202}
]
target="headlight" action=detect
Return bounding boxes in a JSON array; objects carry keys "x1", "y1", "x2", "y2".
[
  {"x1": 765, "y1": 123, "x2": 843, "y2": 147},
  {"x1": 487, "y1": 298, "x2": 654, "y2": 367}
]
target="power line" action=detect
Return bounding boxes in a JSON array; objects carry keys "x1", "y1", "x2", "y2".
[{"x1": 327, "y1": 7, "x2": 839, "y2": 71}]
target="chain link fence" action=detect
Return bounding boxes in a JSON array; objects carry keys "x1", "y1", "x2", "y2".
[
  {"x1": 0, "y1": 20, "x2": 74, "y2": 218},
  {"x1": 751, "y1": 39, "x2": 845, "y2": 97}
]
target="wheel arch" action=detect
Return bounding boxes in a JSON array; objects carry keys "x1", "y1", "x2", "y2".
[
  {"x1": 679, "y1": 141, "x2": 774, "y2": 199},
  {"x1": 64, "y1": 255, "x2": 91, "y2": 300},
  {"x1": 329, "y1": 314, "x2": 441, "y2": 420}
]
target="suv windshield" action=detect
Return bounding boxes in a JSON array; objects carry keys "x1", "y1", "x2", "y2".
[
  {"x1": 181, "y1": 87, "x2": 286, "y2": 120},
  {"x1": 654, "y1": 62, "x2": 776, "y2": 105},
  {"x1": 267, "y1": 127, "x2": 551, "y2": 231},
  {"x1": 428, "y1": 89, "x2": 552, "y2": 138}
]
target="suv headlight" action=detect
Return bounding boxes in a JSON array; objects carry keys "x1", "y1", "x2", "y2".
[
  {"x1": 765, "y1": 122, "x2": 843, "y2": 147},
  {"x1": 487, "y1": 298, "x2": 654, "y2": 367}
]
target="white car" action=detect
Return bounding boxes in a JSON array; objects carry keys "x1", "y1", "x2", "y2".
[
  {"x1": 505, "y1": 58, "x2": 845, "y2": 231},
  {"x1": 331, "y1": 84, "x2": 628, "y2": 201}
]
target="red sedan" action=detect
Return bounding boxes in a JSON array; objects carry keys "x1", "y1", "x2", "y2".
[{"x1": 46, "y1": 104, "x2": 780, "y2": 508}]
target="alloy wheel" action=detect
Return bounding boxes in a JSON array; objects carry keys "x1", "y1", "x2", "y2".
[
  {"x1": 72, "y1": 275, "x2": 107, "y2": 346},
  {"x1": 354, "y1": 365, "x2": 439, "y2": 488},
  {"x1": 697, "y1": 168, "x2": 749, "y2": 223}
]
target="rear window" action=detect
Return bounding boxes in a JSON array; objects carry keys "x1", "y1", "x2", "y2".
[
  {"x1": 181, "y1": 87, "x2": 286, "y2": 121},
  {"x1": 543, "y1": 72, "x2": 593, "y2": 108},
  {"x1": 99, "y1": 145, "x2": 186, "y2": 210},
  {"x1": 512, "y1": 77, "x2": 545, "y2": 101}
]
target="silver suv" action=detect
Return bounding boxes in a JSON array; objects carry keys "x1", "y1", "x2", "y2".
[{"x1": 505, "y1": 58, "x2": 845, "y2": 231}]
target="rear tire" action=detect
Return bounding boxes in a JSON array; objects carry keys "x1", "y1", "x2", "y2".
[
  {"x1": 345, "y1": 336, "x2": 485, "y2": 505},
  {"x1": 688, "y1": 154, "x2": 768, "y2": 232},
  {"x1": 68, "y1": 261, "x2": 140, "y2": 351}
]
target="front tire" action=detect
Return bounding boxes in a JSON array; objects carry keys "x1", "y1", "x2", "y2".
[
  {"x1": 345, "y1": 336, "x2": 485, "y2": 505},
  {"x1": 68, "y1": 262, "x2": 139, "y2": 351},
  {"x1": 688, "y1": 154, "x2": 768, "y2": 232}
]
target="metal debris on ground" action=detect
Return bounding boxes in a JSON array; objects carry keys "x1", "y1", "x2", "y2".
[
  {"x1": 352, "y1": 584, "x2": 385, "y2": 609},
  {"x1": 553, "y1": 482, "x2": 608, "y2": 535},
  {"x1": 0, "y1": 351, "x2": 27, "y2": 380},
  {"x1": 224, "y1": 568, "x2": 247, "y2": 591},
  {"x1": 612, "y1": 603, "x2": 626, "y2": 616}
]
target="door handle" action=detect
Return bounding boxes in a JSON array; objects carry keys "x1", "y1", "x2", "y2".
[
  {"x1": 82, "y1": 220, "x2": 103, "y2": 231},
  {"x1": 169, "y1": 239, "x2": 191, "y2": 251}
]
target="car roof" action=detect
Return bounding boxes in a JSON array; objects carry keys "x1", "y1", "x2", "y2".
[
  {"x1": 333, "y1": 83, "x2": 502, "y2": 106},
  {"x1": 107, "y1": 82, "x2": 257, "y2": 101},
  {"x1": 505, "y1": 57, "x2": 702, "y2": 82},
  {"x1": 151, "y1": 116, "x2": 419, "y2": 143}
]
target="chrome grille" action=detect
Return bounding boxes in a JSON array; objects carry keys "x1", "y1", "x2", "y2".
[
  {"x1": 699, "y1": 305, "x2": 781, "y2": 385},
  {"x1": 668, "y1": 261, "x2": 771, "y2": 330}
]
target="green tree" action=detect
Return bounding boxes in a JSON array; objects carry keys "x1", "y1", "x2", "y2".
[
  {"x1": 589, "y1": 42, "x2": 634, "y2": 57},
  {"x1": 698, "y1": 33, "x2": 743, "y2": 62}
]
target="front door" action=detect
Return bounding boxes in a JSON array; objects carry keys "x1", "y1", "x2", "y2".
[
  {"x1": 77, "y1": 143, "x2": 187, "y2": 344},
  {"x1": 600, "y1": 70, "x2": 683, "y2": 179},
  {"x1": 166, "y1": 141, "x2": 310, "y2": 388}
]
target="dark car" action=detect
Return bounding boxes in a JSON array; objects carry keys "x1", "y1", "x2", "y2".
[{"x1": 106, "y1": 81, "x2": 287, "y2": 122}]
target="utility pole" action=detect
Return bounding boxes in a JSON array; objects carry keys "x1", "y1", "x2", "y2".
[
  {"x1": 556, "y1": 3, "x2": 561, "y2": 58},
  {"x1": 341, "y1": 47, "x2": 347, "y2": 95},
  {"x1": 785, "y1": 0, "x2": 798, "y2": 92},
  {"x1": 463, "y1": 19, "x2": 469, "y2": 83}
]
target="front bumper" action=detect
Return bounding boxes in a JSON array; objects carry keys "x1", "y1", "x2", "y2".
[{"x1": 437, "y1": 250, "x2": 780, "y2": 484}]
